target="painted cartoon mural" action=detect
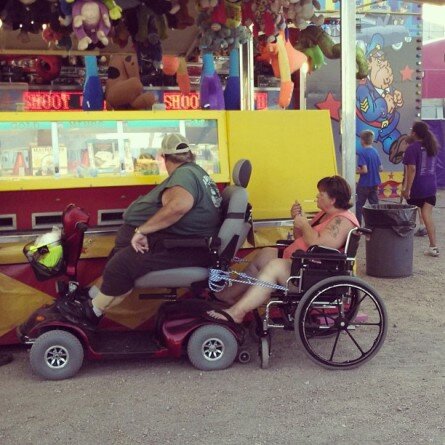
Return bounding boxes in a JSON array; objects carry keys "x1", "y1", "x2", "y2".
[
  {"x1": 356, "y1": 33, "x2": 408, "y2": 165},
  {"x1": 307, "y1": 0, "x2": 422, "y2": 179}
]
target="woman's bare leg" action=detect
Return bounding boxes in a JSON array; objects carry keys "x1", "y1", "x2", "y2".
[
  {"x1": 209, "y1": 258, "x2": 292, "y2": 323},
  {"x1": 216, "y1": 247, "x2": 279, "y2": 304},
  {"x1": 420, "y1": 203, "x2": 436, "y2": 247}
]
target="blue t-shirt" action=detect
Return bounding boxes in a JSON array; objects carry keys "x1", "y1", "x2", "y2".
[
  {"x1": 403, "y1": 141, "x2": 437, "y2": 198},
  {"x1": 357, "y1": 146, "x2": 382, "y2": 187}
]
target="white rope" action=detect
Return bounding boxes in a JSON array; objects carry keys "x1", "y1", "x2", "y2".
[
  {"x1": 231, "y1": 256, "x2": 250, "y2": 264},
  {"x1": 208, "y1": 268, "x2": 287, "y2": 293}
]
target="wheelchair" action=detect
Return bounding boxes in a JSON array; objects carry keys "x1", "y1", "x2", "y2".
[{"x1": 246, "y1": 227, "x2": 388, "y2": 370}]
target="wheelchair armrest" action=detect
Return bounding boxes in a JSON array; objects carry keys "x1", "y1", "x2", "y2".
[
  {"x1": 276, "y1": 239, "x2": 293, "y2": 247},
  {"x1": 163, "y1": 237, "x2": 210, "y2": 249},
  {"x1": 291, "y1": 249, "x2": 347, "y2": 262}
]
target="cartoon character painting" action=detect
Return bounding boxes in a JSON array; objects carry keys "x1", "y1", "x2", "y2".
[{"x1": 356, "y1": 33, "x2": 409, "y2": 164}]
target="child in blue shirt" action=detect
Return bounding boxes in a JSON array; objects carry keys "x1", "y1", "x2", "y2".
[{"x1": 356, "y1": 130, "x2": 383, "y2": 225}]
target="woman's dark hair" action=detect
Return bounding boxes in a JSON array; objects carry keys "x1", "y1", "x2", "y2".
[
  {"x1": 317, "y1": 175, "x2": 353, "y2": 210},
  {"x1": 412, "y1": 121, "x2": 438, "y2": 156}
]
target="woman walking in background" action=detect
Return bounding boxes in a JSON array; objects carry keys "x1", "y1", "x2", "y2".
[{"x1": 402, "y1": 121, "x2": 439, "y2": 257}]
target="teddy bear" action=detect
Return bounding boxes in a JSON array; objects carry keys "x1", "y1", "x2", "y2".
[
  {"x1": 72, "y1": 0, "x2": 111, "y2": 50},
  {"x1": 105, "y1": 54, "x2": 157, "y2": 110}
]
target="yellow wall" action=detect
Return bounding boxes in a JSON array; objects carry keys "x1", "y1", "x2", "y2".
[{"x1": 226, "y1": 110, "x2": 337, "y2": 220}]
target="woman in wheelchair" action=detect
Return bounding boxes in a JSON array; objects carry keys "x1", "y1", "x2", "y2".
[{"x1": 208, "y1": 175, "x2": 359, "y2": 323}]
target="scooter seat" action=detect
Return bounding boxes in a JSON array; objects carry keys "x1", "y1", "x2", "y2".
[{"x1": 134, "y1": 267, "x2": 209, "y2": 289}]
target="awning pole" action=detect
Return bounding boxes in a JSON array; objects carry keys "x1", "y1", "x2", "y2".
[{"x1": 341, "y1": 1, "x2": 357, "y2": 205}]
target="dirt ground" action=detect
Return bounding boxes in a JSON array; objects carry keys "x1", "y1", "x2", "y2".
[{"x1": 1, "y1": 194, "x2": 444, "y2": 445}]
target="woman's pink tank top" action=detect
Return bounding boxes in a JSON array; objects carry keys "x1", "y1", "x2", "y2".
[{"x1": 283, "y1": 210, "x2": 360, "y2": 259}]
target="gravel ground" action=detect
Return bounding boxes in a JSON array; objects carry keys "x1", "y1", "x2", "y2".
[{"x1": 1, "y1": 195, "x2": 444, "y2": 445}]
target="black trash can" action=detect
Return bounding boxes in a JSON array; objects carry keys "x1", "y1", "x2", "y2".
[{"x1": 363, "y1": 204, "x2": 417, "y2": 278}]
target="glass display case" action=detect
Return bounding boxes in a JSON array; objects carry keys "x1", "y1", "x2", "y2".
[{"x1": 0, "y1": 111, "x2": 229, "y2": 190}]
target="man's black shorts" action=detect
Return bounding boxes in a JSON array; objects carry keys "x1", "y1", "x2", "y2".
[
  {"x1": 406, "y1": 196, "x2": 436, "y2": 208},
  {"x1": 101, "y1": 232, "x2": 211, "y2": 296}
]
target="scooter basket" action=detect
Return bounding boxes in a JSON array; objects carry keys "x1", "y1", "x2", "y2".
[{"x1": 23, "y1": 240, "x2": 65, "y2": 281}]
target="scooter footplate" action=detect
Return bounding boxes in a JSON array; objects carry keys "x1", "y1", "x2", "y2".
[{"x1": 89, "y1": 331, "x2": 160, "y2": 355}]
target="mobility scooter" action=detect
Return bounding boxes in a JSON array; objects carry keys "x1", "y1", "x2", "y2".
[{"x1": 18, "y1": 159, "x2": 254, "y2": 380}]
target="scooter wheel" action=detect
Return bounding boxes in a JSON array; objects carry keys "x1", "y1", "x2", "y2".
[
  {"x1": 30, "y1": 330, "x2": 84, "y2": 380},
  {"x1": 187, "y1": 324, "x2": 238, "y2": 371}
]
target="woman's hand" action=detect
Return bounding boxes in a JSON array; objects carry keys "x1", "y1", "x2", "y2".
[
  {"x1": 290, "y1": 201, "x2": 303, "y2": 218},
  {"x1": 131, "y1": 233, "x2": 149, "y2": 253},
  {"x1": 293, "y1": 215, "x2": 308, "y2": 230},
  {"x1": 401, "y1": 188, "x2": 411, "y2": 200}
]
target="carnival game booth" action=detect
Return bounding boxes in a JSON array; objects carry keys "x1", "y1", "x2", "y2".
[{"x1": 0, "y1": 109, "x2": 337, "y2": 345}]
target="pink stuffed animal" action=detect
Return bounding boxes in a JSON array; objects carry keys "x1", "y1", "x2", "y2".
[{"x1": 72, "y1": 0, "x2": 111, "y2": 50}]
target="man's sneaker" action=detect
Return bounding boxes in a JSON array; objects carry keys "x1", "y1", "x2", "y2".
[
  {"x1": 57, "y1": 297, "x2": 102, "y2": 329},
  {"x1": 424, "y1": 247, "x2": 439, "y2": 257}
]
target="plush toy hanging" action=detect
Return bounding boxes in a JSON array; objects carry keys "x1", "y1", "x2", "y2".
[
  {"x1": 162, "y1": 55, "x2": 191, "y2": 95},
  {"x1": 176, "y1": 57, "x2": 191, "y2": 95},
  {"x1": 256, "y1": 30, "x2": 306, "y2": 108},
  {"x1": 242, "y1": 0, "x2": 286, "y2": 40},
  {"x1": 35, "y1": 55, "x2": 62, "y2": 82},
  {"x1": 72, "y1": 0, "x2": 112, "y2": 50},
  {"x1": 223, "y1": 47, "x2": 240, "y2": 110},
  {"x1": 199, "y1": 52, "x2": 225, "y2": 110},
  {"x1": 275, "y1": 32, "x2": 293, "y2": 109},
  {"x1": 101, "y1": 0, "x2": 122, "y2": 20},
  {"x1": 284, "y1": 0, "x2": 324, "y2": 30},
  {"x1": 165, "y1": 0, "x2": 194, "y2": 29},
  {"x1": 2, "y1": 0, "x2": 52, "y2": 43},
  {"x1": 105, "y1": 54, "x2": 156, "y2": 110},
  {"x1": 83, "y1": 55, "x2": 104, "y2": 110},
  {"x1": 196, "y1": 0, "x2": 250, "y2": 110}
]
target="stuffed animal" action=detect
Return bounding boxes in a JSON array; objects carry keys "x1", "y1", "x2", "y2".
[
  {"x1": 72, "y1": 0, "x2": 111, "y2": 50},
  {"x1": 83, "y1": 55, "x2": 104, "y2": 110},
  {"x1": 35, "y1": 55, "x2": 62, "y2": 82},
  {"x1": 209, "y1": 0, "x2": 242, "y2": 31},
  {"x1": 101, "y1": 0, "x2": 122, "y2": 20},
  {"x1": 105, "y1": 54, "x2": 157, "y2": 110},
  {"x1": 59, "y1": 0, "x2": 73, "y2": 26},
  {"x1": 162, "y1": 55, "x2": 191, "y2": 95},
  {"x1": 2, "y1": 0, "x2": 52, "y2": 43},
  {"x1": 290, "y1": 25, "x2": 368, "y2": 79},
  {"x1": 165, "y1": 0, "x2": 194, "y2": 29},
  {"x1": 199, "y1": 52, "x2": 225, "y2": 110},
  {"x1": 242, "y1": 0, "x2": 286, "y2": 40},
  {"x1": 284, "y1": 0, "x2": 323, "y2": 30}
]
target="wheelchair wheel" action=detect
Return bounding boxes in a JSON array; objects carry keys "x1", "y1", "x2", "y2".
[
  {"x1": 259, "y1": 335, "x2": 271, "y2": 369},
  {"x1": 187, "y1": 325, "x2": 238, "y2": 371},
  {"x1": 294, "y1": 276, "x2": 387, "y2": 370}
]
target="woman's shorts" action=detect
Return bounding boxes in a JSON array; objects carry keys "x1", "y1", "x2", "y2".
[{"x1": 407, "y1": 196, "x2": 436, "y2": 208}]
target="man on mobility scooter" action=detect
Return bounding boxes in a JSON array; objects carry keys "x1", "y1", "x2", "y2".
[
  {"x1": 59, "y1": 133, "x2": 224, "y2": 328},
  {"x1": 19, "y1": 145, "x2": 253, "y2": 379}
]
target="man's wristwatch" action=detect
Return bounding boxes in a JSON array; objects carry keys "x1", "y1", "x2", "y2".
[{"x1": 134, "y1": 227, "x2": 143, "y2": 235}]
